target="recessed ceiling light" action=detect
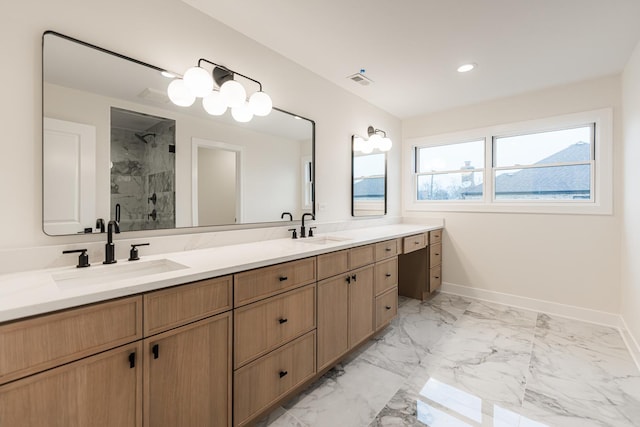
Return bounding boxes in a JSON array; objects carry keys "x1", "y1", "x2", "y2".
[{"x1": 457, "y1": 63, "x2": 476, "y2": 73}]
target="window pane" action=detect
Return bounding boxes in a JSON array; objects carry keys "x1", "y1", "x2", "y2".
[
  {"x1": 494, "y1": 125, "x2": 593, "y2": 167},
  {"x1": 417, "y1": 172, "x2": 484, "y2": 201},
  {"x1": 495, "y1": 164, "x2": 591, "y2": 200},
  {"x1": 417, "y1": 140, "x2": 484, "y2": 173}
]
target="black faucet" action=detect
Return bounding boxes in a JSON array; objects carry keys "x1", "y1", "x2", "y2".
[
  {"x1": 103, "y1": 220, "x2": 120, "y2": 264},
  {"x1": 300, "y1": 213, "x2": 315, "y2": 238},
  {"x1": 281, "y1": 212, "x2": 293, "y2": 221},
  {"x1": 95, "y1": 218, "x2": 105, "y2": 233}
]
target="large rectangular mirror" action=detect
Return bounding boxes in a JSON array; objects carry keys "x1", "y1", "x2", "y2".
[
  {"x1": 43, "y1": 31, "x2": 314, "y2": 235},
  {"x1": 352, "y1": 135, "x2": 387, "y2": 216}
]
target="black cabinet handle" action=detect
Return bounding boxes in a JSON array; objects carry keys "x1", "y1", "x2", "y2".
[
  {"x1": 385, "y1": 247, "x2": 391, "y2": 252},
  {"x1": 129, "y1": 352, "x2": 136, "y2": 368},
  {"x1": 351, "y1": 274, "x2": 357, "y2": 282},
  {"x1": 279, "y1": 318, "x2": 288, "y2": 324},
  {"x1": 279, "y1": 370, "x2": 288, "y2": 378},
  {"x1": 435, "y1": 276, "x2": 440, "y2": 279},
  {"x1": 415, "y1": 241, "x2": 420, "y2": 245},
  {"x1": 385, "y1": 305, "x2": 392, "y2": 310},
  {"x1": 279, "y1": 276, "x2": 288, "y2": 282},
  {"x1": 152, "y1": 344, "x2": 159, "y2": 359},
  {"x1": 385, "y1": 273, "x2": 392, "y2": 277},
  {"x1": 346, "y1": 276, "x2": 351, "y2": 284}
]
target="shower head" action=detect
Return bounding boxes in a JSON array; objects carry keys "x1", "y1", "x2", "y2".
[{"x1": 134, "y1": 133, "x2": 156, "y2": 144}]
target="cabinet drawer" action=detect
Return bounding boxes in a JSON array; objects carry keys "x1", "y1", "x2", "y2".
[
  {"x1": 235, "y1": 258, "x2": 316, "y2": 307},
  {"x1": 403, "y1": 233, "x2": 427, "y2": 254},
  {"x1": 234, "y1": 331, "x2": 316, "y2": 427},
  {"x1": 0, "y1": 296, "x2": 142, "y2": 385},
  {"x1": 374, "y1": 257, "x2": 398, "y2": 296},
  {"x1": 144, "y1": 275, "x2": 232, "y2": 336},
  {"x1": 429, "y1": 229, "x2": 442, "y2": 244},
  {"x1": 375, "y1": 239, "x2": 400, "y2": 261},
  {"x1": 375, "y1": 287, "x2": 398, "y2": 330},
  {"x1": 349, "y1": 244, "x2": 375, "y2": 270},
  {"x1": 234, "y1": 285, "x2": 316, "y2": 368},
  {"x1": 430, "y1": 265, "x2": 442, "y2": 292},
  {"x1": 317, "y1": 250, "x2": 349, "y2": 280},
  {"x1": 429, "y1": 243, "x2": 442, "y2": 267}
]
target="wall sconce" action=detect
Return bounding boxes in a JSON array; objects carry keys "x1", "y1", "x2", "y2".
[
  {"x1": 166, "y1": 59, "x2": 272, "y2": 123},
  {"x1": 353, "y1": 126, "x2": 393, "y2": 153}
]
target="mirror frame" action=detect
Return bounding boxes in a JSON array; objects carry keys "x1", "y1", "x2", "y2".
[
  {"x1": 351, "y1": 135, "x2": 387, "y2": 217},
  {"x1": 42, "y1": 31, "x2": 315, "y2": 236}
]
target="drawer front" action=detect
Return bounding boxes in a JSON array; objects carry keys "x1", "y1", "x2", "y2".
[
  {"x1": 429, "y1": 243, "x2": 442, "y2": 267},
  {"x1": 374, "y1": 239, "x2": 400, "y2": 261},
  {"x1": 144, "y1": 275, "x2": 232, "y2": 336},
  {"x1": 375, "y1": 288, "x2": 398, "y2": 330},
  {"x1": 349, "y1": 244, "x2": 375, "y2": 270},
  {"x1": 430, "y1": 265, "x2": 442, "y2": 292},
  {"x1": 0, "y1": 296, "x2": 142, "y2": 385},
  {"x1": 403, "y1": 233, "x2": 427, "y2": 254},
  {"x1": 234, "y1": 331, "x2": 316, "y2": 427},
  {"x1": 235, "y1": 258, "x2": 316, "y2": 307},
  {"x1": 429, "y1": 229, "x2": 442, "y2": 244},
  {"x1": 234, "y1": 285, "x2": 316, "y2": 368},
  {"x1": 317, "y1": 250, "x2": 349, "y2": 280},
  {"x1": 374, "y1": 257, "x2": 398, "y2": 296}
]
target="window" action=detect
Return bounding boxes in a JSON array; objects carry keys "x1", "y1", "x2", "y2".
[
  {"x1": 415, "y1": 140, "x2": 484, "y2": 201},
  {"x1": 404, "y1": 109, "x2": 612, "y2": 214}
]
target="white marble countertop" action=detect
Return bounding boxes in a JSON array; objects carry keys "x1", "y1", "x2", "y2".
[{"x1": 0, "y1": 224, "x2": 440, "y2": 323}]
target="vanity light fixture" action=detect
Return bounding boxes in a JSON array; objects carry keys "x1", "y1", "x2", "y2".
[
  {"x1": 167, "y1": 58, "x2": 273, "y2": 122},
  {"x1": 353, "y1": 126, "x2": 392, "y2": 153}
]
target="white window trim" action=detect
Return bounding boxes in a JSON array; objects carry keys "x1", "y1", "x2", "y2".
[{"x1": 403, "y1": 108, "x2": 613, "y2": 215}]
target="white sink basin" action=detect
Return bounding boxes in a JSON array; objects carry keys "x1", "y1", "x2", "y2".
[
  {"x1": 296, "y1": 236, "x2": 352, "y2": 245},
  {"x1": 53, "y1": 259, "x2": 188, "y2": 289}
]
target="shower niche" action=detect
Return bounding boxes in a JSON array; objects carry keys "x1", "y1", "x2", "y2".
[{"x1": 110, "y1": 107, "x2": 176, "y2": 231}]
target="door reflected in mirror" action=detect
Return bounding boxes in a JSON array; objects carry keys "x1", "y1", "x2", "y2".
[
  {"x1": 352, "y1": 135, "x2": 387, "y2": 217},
  {"x1": 42, "y1": 31, "x2": 314, "y2": 235}
]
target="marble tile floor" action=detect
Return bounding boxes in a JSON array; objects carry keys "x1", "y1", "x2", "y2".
[{"x1": 257, "y1": 293, "x2": 640, "y2": 427}]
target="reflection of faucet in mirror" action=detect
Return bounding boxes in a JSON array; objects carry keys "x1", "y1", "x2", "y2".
[
  {"x1": 103, "y1": 220, "x2": 120, "y2": 264},
  {"x1": 300, "y1": 213, "x2": 315, "y2": 238},
  {"x1": 280, "y1": 212, "x2": 293, "y2": 221},
  {"x1": 148, "y1": 209, "x2": 157, "y2": 222}
]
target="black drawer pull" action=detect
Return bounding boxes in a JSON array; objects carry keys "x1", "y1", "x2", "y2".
[
  {"x1": 279, "y1": 370, "x2": 288, "y2": 378},
  {"x1": 415, "y1": 241, "x2": 420, "y2": 245},
  {"x1": 129, "y1": 352, "x2": 136, "y2": 369},
  {"x1": 385, "y1": 247, "x2": 392, "y2": 252},
  {"x1": 435, "y1": 276, "x2": 440, "y2": 279},
  {"x1": 279, "y1": 276, "x2": 288, "y2": 281},
  {"x1": 152, "y1": 344, "x2": 159, "y2": 359},
  {"x1": 385, "y1": 273, "x2": 392, "y2": 277},
  {"x1": 435, "y1": 253, "x2": 440, "y2": 256},
  {"x1": 346, "y1": 276, "x2": 351, "y2": 284},
  {"x1": 279, "y1": 318, "x2": 288, "y2": 324},
  {"x1": 385, "y1": 305, "x2": 392, "y2": 310},
  {"x1": 351, "y1": 274, "x2": 357, "y2": 282}
]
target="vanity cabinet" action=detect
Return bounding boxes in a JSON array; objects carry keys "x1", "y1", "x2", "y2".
[
  {"x1": 232, "y1": 259, "x2": 318, "y2": 426},
  {"x1": 317, "y1": 245, "x2": 375, "y2": 371},
  {"x1": 374, "y1": 242, "x2": 399, "y2": 331},
  {"x1": 398, "y1": 229, "x2": 444, "y2": 300},
  {"x1": 143, "y1": 312, "x2": 232, "y2": 427},
  {"x1": 0, "y1": 296, "x2": 143, "y2": 426}
]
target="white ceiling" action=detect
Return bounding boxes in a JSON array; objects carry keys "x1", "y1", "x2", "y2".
[{"x1": 183, "y1": 0, "x2": 640, "y2": 119}]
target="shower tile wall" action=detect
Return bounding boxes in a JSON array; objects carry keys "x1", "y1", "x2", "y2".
[{"x1": 110, "y1": 120, "x2": 175, "y2": 231}]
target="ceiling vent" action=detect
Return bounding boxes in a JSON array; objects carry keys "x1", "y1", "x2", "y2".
[{"x1": 346, "y1": 72, "x2": 373, "y2": 86}]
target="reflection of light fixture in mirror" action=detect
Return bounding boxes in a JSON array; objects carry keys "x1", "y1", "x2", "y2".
[
  {"x1": 353, "y1": 125, "x2": 392, "y2": 153},
  {"x1": 167, "y1": 58, "x2": 272, "y2": 121}
]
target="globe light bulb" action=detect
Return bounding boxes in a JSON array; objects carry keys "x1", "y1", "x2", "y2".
[
  {"x1": 231, "y1": 102, "x2": 254, "y2": 123},
  {"x1": 167, "y1": 79, "x2": 196, "y2": 107},
  {"x1": 202, "y1": 91, "x2": 227, "y2": 116},
  {"x1": 248, "y1": 91, "x2": 273, "y2": 116},
  {"x1": 361, "y1": 140, "x2": 374, "y2": 154},
  {"x1": 368, "y1": 133, "x2": 382, "y2": 150},
  {"x1": 183, "y1": 66, "x2": 214, "y2": 98},
  {"x1": 353, "y1": 136, "x2": 365, "y2": 152},
  {"x1": 379, "y1": 137, "x2": 393, "y2": 152},
  {"x1": 220, "y1": 80, "x2": 246, "y2": 108}
]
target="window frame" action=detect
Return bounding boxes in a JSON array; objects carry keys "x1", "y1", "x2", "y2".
[{"x1": 403, "y1": 108, "x2": 613, "y2": 215}]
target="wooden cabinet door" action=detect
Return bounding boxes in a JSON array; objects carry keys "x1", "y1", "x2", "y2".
[
  {"x1": 317, "y1": 274, "x2": 349, "y2": 370},
  {"x1": 348, "y1": 265, "x2": 375, "y2": 349},
  {"x1": 144, "y1": 312, "x2": 232, "y2": 427},
  {"x1": 0, "y1": 342, "x2": 142, "y2": 427}
]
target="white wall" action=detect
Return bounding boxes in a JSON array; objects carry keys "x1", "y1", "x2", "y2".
[
  {"x1": 0, "y1": 0, "x2": 401, "y2": 253},
  {"x1": 403, "y1": 76, "x2": 622, "y2": 314},
  {"x1": 621, "y1": 41, "x2": 640, "y2": 346}
]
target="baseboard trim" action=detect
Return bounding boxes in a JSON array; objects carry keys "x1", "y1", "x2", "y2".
[{"x1": 441, "y1": 282, "x2": 640, "y2": 371}]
